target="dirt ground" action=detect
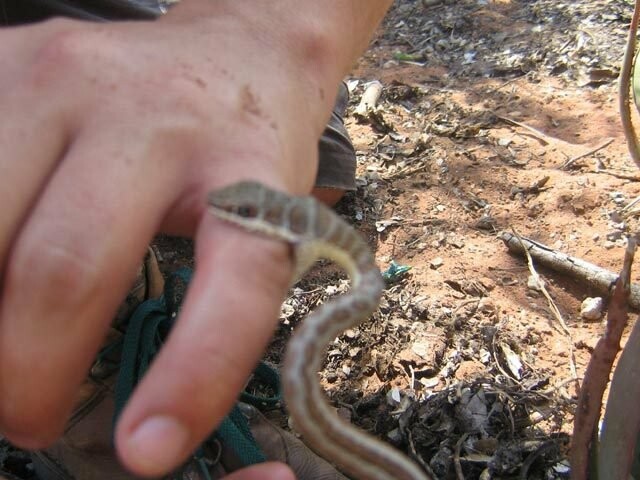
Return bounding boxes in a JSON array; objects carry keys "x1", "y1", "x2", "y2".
[
  {"x1": 321, "y1": 0, "x2": 638, "y2": 477},
  {"x1": 263, "y1": 0, "x2": 640, "y2": 478},
  {"x1": 245, "y1": 0, "x2": 640, "y2": 477},
  {"x1": 3, "y1": 0, "x2": 640, "y2": 479}
]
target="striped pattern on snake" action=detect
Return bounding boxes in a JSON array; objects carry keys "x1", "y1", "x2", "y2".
[{"x1": 208, "y1": 181, "x2": 431, "y2": 480}]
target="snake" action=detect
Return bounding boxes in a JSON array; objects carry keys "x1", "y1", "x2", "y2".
[{"x1": 208, "y1": 181, "x2": 432, "y2": 480}]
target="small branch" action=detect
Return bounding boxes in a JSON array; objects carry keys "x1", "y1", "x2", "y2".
[
  {"x1": 593, "y1": 168, "x2": 640, "y2": 181},
  {"x1": 382, "y1": 162, "x2": 428, "y2": 181},
  {"x1": 454, "y1": 433, "x2": 468, "y2": 480},
  {"x1": 560, "y1": 138, "x2": 615, "y2": 170},
  {"x1": 619, "y1": 0, "x2": 640, "y2": 168},
  {"x1": 510, "y1": 230, "x2": 570, "y2": 336},
  {"x1": 494, "y1": 115, "x2": 552, "y2": 145},
  {"x1": 500, "y1": 232, "x2": 640, "y2": 310},
  {"x1": 510, "y1": 229, "x2": 577, "y2": 380},
  {"x1": 622, "y1": 195, "x2": 640, "y2": 218},
  {"x1": 570, "y1": 239, "x2": 636, "y2": 480},
  {"x1": 489, "y1": 74, "x2": 528, "y2": 93},
  {"x1": 598, "y1": 281, "x2": 640, "y2": 478}
]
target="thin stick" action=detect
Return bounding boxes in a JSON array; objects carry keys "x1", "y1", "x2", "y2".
[
  {"x1": 598, "y1": 247, "x2": 640, "y2": 478},
  {"x1": 622, "y1": 195, "x2": 640, "y2": 213},
  {"x1": 490, "y1": 75, "x2": 525, "y2": 93},
  {"x1": 495, "y1": 115, "x2": 553, "y2": 145},
  {"x1": 561, "y1": 138, "x2": 615, "y2": 169},
  {"x1": 510, "y1": 229, "x2": 571, "y2": 336},
  {"x1": 510, "y1": 229, "x2": 578, "y2": 381},
  {"x1": 571, "y1": 239, "x2": 636, "y2": 480},
  {"x1": 593, "y1": 168, "x2": 640, "y2": 181},
  {"x1": 619, "y1": 0, "x2": 640, "y2": 168},
  {"x1": 383, "y1": 162, "x2": 429, "y2": 181},
  {"x1": 454, "y1": 433, "x2": 468, "y2": 480},
  {"x1": 500, "y1": 232, "x2": 640, "y2": 310}
]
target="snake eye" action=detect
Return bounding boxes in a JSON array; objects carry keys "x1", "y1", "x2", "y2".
[{"x1": 236, "y1": 205, "x2": 258, "y2": 218}]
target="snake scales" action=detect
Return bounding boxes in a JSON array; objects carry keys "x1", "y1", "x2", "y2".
[{"x1": 208, "y1": 181, "x2": 431, "y2": 480}]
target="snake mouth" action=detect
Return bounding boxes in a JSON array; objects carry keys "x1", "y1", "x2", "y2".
[{"x1": 210, "y1": 203, "x2": 260, "y2": 219}]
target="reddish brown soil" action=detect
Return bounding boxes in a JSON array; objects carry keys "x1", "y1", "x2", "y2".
[{"x1": 277, "y1": 1, "x2": 640, "y2": 478}]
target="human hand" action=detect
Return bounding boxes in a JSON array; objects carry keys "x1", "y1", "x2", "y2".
[{"x1": 0, "y1": 1, "x2": 391, "y2": 477}]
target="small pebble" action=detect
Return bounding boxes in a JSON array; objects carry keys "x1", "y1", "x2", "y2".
[
  {"x1": 527, "y1": 275, "x2": 544, "y2": 291},
  {"x1": 430, "y1": 257, "x2": 444, "y2": 269},
  {"x1": 581, "y1": 297, "x2": 604, "y2": 321}
]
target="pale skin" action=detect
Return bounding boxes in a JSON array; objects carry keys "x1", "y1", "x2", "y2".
[{"x1": 0, "y1": 1, "x2": 392, "y2": 478}]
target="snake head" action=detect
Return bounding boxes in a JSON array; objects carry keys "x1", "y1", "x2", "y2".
[
  {"x1": 208, "y1": 181, "x2": 266, "y2": 219},
  {"x1": 208, "y1": 181, "x2": 304, "y2": 241}
]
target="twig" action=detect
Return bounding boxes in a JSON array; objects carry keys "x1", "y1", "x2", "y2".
[
  {"x1": 621, "y1": 202, "x2": 640, "y2": 219},
  {"x1": 405, "y1": 364, "x2": 416, "y2": 392},
  {"x1": 454, "y1": 433, "x2": 469, "y2": 480},
  {"x1": 539, "y1": 377, "x2": 585, "y2": 397},
  {"x1": 509, "y1": 229, "x2": 578, "y2": 381},
  {"x1": 451, "y1": 298, "x2": 481, "y2": 320},
  {"x1": 560, "y1": 138, "x2": 615, "y2": 170},
  {"x1": 495, "y1": 115, "x2": 554, "y2": 146},
  {"x1": 619, "y1": 0, "x2": 640, "y2": 168},
  {"x1": 383, "y1": 162, "x2": 429, "y2": 181},
  {"x1": 570, "y1": 238, "x2": 636, "y2": 480},
  {"x1": 593, "y1": 168, "x2": 640, "y2": 181},
  {"x1": 500, "y1": 232, "x2": 640, "y2": 310},
  {"x1": 598, "y1": 259, "x2": 640, "y2": 478},
  {"x1": 407, "y1": 429, "x2": 438, "y2": 479},
  {"x1": 510, "y1": 230, "x2": 571, "y2": 337},
  {"x1": 490, "y1": 74, "x2": 526, "y2": 93},
  {"x1": 622, "y1": 194, "x2": 640, "y2": 213}
]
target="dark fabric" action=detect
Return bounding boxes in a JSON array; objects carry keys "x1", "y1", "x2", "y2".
[
  {"x1": 0, "y1": 0, "x2": 164, "y2": 23},
  {"x1": 317, "y1": 81, "x2": 357, "y2": 191},
  {"x1": 1, "y1": 0, "x2": 357, "y2": 190}
]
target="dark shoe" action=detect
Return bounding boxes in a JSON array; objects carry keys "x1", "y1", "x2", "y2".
[
  {"x1": 31, "y1": 248, "x2": 165, "y2": 480},
  {"x1": 32, "y1": 380, "x2": 349, "y2": 479},
  {"x1": 113, "y1": 247, "x2": 165, "y2": 329},
  {"x1": 316, "y1": 81, "x2": 357, "y2": 192},
  {"x1": 31, "y1": 264, "x2": 347, "y2": 480},
  {"x1": 229, "y1": 404, "x2": 348, "y2": 480}
]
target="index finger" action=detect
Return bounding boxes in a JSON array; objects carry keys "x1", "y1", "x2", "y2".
[{"x1": 115, "y1": 214, "x2": 293, "y2": 477}]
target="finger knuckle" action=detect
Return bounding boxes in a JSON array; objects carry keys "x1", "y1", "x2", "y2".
[
  {"x1": 145, "y1": 77, "x2": 216, "y2": 130},
  {"x1": 28, "y1": 21, "x2": 117, "y2": 88},
  {"x1": 31, "y1": 26, "x2": 88, "y2": 78},
  {"x1": 6, "y1": 233, "x2": 102, "y2": 310}
]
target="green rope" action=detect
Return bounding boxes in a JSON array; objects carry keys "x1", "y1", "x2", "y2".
[
  {"x1": 240, "y1": 361, "x2": 281, "y2": 409},
  {"x1": 110, "y1": 268, "x2": 282, "y2": 473}
]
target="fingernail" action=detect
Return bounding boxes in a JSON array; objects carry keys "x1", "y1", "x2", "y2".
[{"x1": 125, "y1": 415, "x2": 190, "y2": 476}]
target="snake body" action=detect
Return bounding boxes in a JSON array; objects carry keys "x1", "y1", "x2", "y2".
[{"x1": 208, "y1": 181, "x2": 430, "y2": 480}]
